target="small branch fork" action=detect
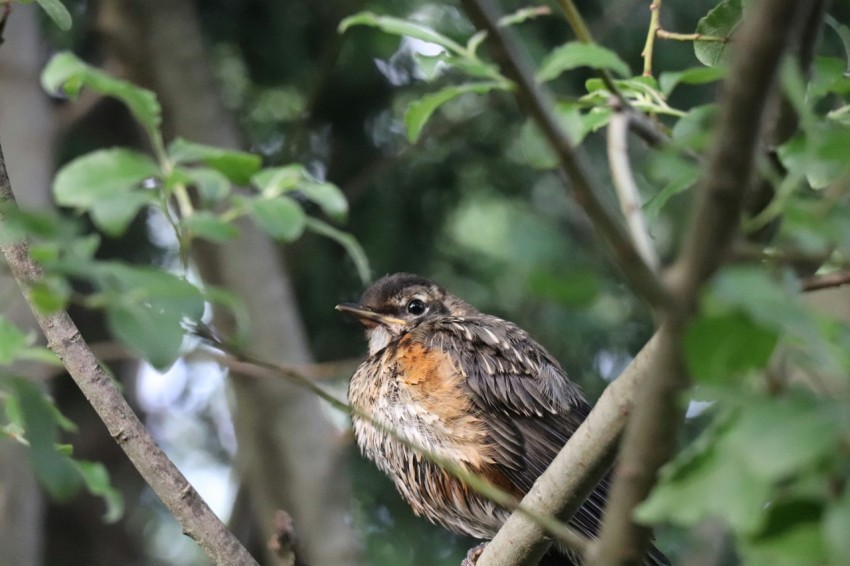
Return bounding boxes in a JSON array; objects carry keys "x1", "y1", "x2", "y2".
[{"x1": 642, "y1": 0, "x2": 728, "y2": 77}]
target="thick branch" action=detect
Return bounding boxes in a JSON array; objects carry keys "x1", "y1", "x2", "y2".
[
  {"x1": 592, "y1": 1, "x2": 807, "y2": 564},
  {"x1": 460, "y1": 0, "x2": 671, "y2": 311},
  {"x1": 0, "y1": 141, "x2": 258, "y2": 566}
]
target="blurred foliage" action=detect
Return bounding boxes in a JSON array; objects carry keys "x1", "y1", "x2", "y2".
[{"x1": 1, "y1": 0, "x2": 849, "y2": 565}]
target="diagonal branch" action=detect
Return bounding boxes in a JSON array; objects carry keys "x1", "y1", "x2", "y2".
[
  {"x1": 460, "y1": 0, "x2": 671, "y2": 311},
  {"x1": 0, "y1": 139, "x2": 259, "y2": 566},
  {"x1": 592, "y1": 0, "x2": 809, "y2": 564}
]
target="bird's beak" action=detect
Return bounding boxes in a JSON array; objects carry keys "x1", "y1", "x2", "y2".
[{"x1": 335, "y1": 303, "x2": 406, "y2": 328}]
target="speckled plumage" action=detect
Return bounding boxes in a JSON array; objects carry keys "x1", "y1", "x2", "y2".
[{"x1": 340, "y1": 273, "x2": 668, "y2": 565}]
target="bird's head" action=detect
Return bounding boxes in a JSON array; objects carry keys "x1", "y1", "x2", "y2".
[{"x1": 336, "y1": 273, "x2": 476, "y2": 355}]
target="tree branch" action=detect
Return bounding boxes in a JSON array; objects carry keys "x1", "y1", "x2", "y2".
[
  {"x1": 0, "y1": 140, "x2": 259, "y2": 566},
  {"x1": 592, "y1": 1, "x2": 807, "y2": 564},
  {"x1": 460, "y1": 0, "x2": 672, "y2": 311},
  {"x1": 802, "y1": 270, "x2": 850, "y2": 292},
  {"x1": 607, "y1": 107, "x2": 660, "y2": 271}
]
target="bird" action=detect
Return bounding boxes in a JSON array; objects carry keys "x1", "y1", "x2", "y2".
[{"x1": 337, "y1": 273, "x2": 669, "y2": 565}]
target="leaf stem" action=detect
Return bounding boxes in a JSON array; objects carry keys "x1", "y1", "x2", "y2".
[{"x1": 656, "y1": 29, "x2": 727, "y2": 42}]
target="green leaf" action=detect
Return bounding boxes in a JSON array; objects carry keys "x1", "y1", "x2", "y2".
[
  {"x1": 90, "y1": 191, "x2": 157, "y2": 237},
  {"x1": 74, "y1": 460, "x2": 124, "y2": 523},
  {"x1": 339, "y1": 12, "x2": 466, "y2": 56},
  {"x1": 694, "y1": 0, "x2": 740, "y2": 67},
  {"x1": 107, "y1": 301, "x2": 185, "y2": 370},
  {"x1": 248, "y1": 197, "x2": 306, "y2": 242},
  {"x1": 184, "y1": 167, "x2": 232, "y2": 204},
  {"x1": 515, "y1": 103, "x2": 584, "y2": 169},
  {"x1": 299, "y1": 181, "x2": 349, "y2": 222},
  {"x1": 740, "y1": 500, "x2": 828, "y2": 566},
  {"x1": 42, "y1": 53, "x2": 161, "y2": 137},
  {"x1": 53, "y1": 149, "x2": 159, "y2": 209},
  {"x1": 537, "y1": 42, "x2": 630, "y2": 82},
  {"x1": 779, "y1": 124, "x2": 850, "y2": 189},
  {"x1": 644, "y1": 156, "x2": 699, "y2": 220},
  {"x1": 671, "y1": 104, "x2": 716, "y2": 151},
  {"x1": 35, "y1": 0, "x2": 72, "y2": 30},
  {"x1": 636, "y1": 411, "x2": 771, "y2": 534},
  {"x1": 0, "y1": 318, "x2": 32, "y2": 365},
  {"x1": 305, "y1": 217, "x2": 371, "y2": 285},
  {"x1": 184, "y1": 212, "x2": 239, "y2": 243},
  {"x1": 251, "y1": 165, "x2": 307, "y2": 196},
  {"x1": 98, "y1": 264, "x2": 204, "y2": 369},
  {"x1": 405, "y1": 82, "x2": 504, "y2": 143},
  {"x1": 730, "y1": 395, "x2": 842, "y2": 482},
  {"x1": 167, "y1": 138, "x2": 262, "y2": 185},
  {"x1": 659, "y1": 66, "x2": 726, "y2": 96},
  {"x1": 9, "y1": 378, "x2": 82, "y2": 499},
  {"x1": 684, "y1": 311, "x2": 779, "y2": 385}
]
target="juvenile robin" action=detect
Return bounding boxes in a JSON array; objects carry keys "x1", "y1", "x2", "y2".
[{"x1": 337, "y1": 273, "x2": 668, "y2": 565}]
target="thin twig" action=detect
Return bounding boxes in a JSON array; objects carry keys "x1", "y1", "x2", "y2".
[
  {"x1": 641, "y1": 0, "x2": 662, "y2": 77},
  {"x1": 801, "y1": 270, "x2": 850, "y2": 292},
  {"x1": 0, "y1": 139, "x2": 259, "y2": 566},
  {"x1": 656, "y1": 30, "x2": 727, "y2": 42},
  {"x1": 607, "y1": 106, "x2": 660, "y2": 271},
  {"x1": 591, "y1": 1, "x2": 808, "y2": 564},
  {"x1": 460, "y1": 0, "x2": 672, "y2": 311}
]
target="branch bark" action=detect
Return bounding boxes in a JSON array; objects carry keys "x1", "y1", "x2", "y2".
[
  {"x1": 592, "y1": 1, "x2": 807, "y2": 564},
  {"x1": 0, "y1": 141, "x2": 258, "y2": 565}
]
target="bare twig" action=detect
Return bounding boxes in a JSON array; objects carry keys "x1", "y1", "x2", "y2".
[
  {"x1": 655, "y1": 30, "x2": 727, "y2": 42},
  {"x1": 802, "y1": 270, "x2": 850, "y2": 292},
  {"x1": 607, "y1": 107, "x2": 660, "y2": 271},
  {"x1": 592, "y1": 1, "x2": 807, "y2": 564},
  {"x1": 641, "y1": 0, "x2": 663, "y2": 77},
  {"x1": 460, "y1": 0, "x2": 672, "y2": 311},
  {"x1": 0, "y1": 140, "x2": 259, "y2": 565}
]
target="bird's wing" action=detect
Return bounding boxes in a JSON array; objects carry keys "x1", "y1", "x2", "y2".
[{"x1": 414, "y1": 316, "x2": 586, "y2": 470}]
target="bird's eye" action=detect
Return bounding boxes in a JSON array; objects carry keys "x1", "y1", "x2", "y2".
[{"x1": 406, "y1": 298, "x2": 426, "y2": 316}]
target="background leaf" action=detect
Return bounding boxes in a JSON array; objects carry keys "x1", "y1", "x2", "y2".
[
  {"x1": 53, "y1": 149, "x2": 159, "y2": 209},
  {"x1": 694, "y1": 0, "x2": 741, "y2": 67},
  {"x1": 537, "y1": 42, "x2": 631, "y2": 82}
]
